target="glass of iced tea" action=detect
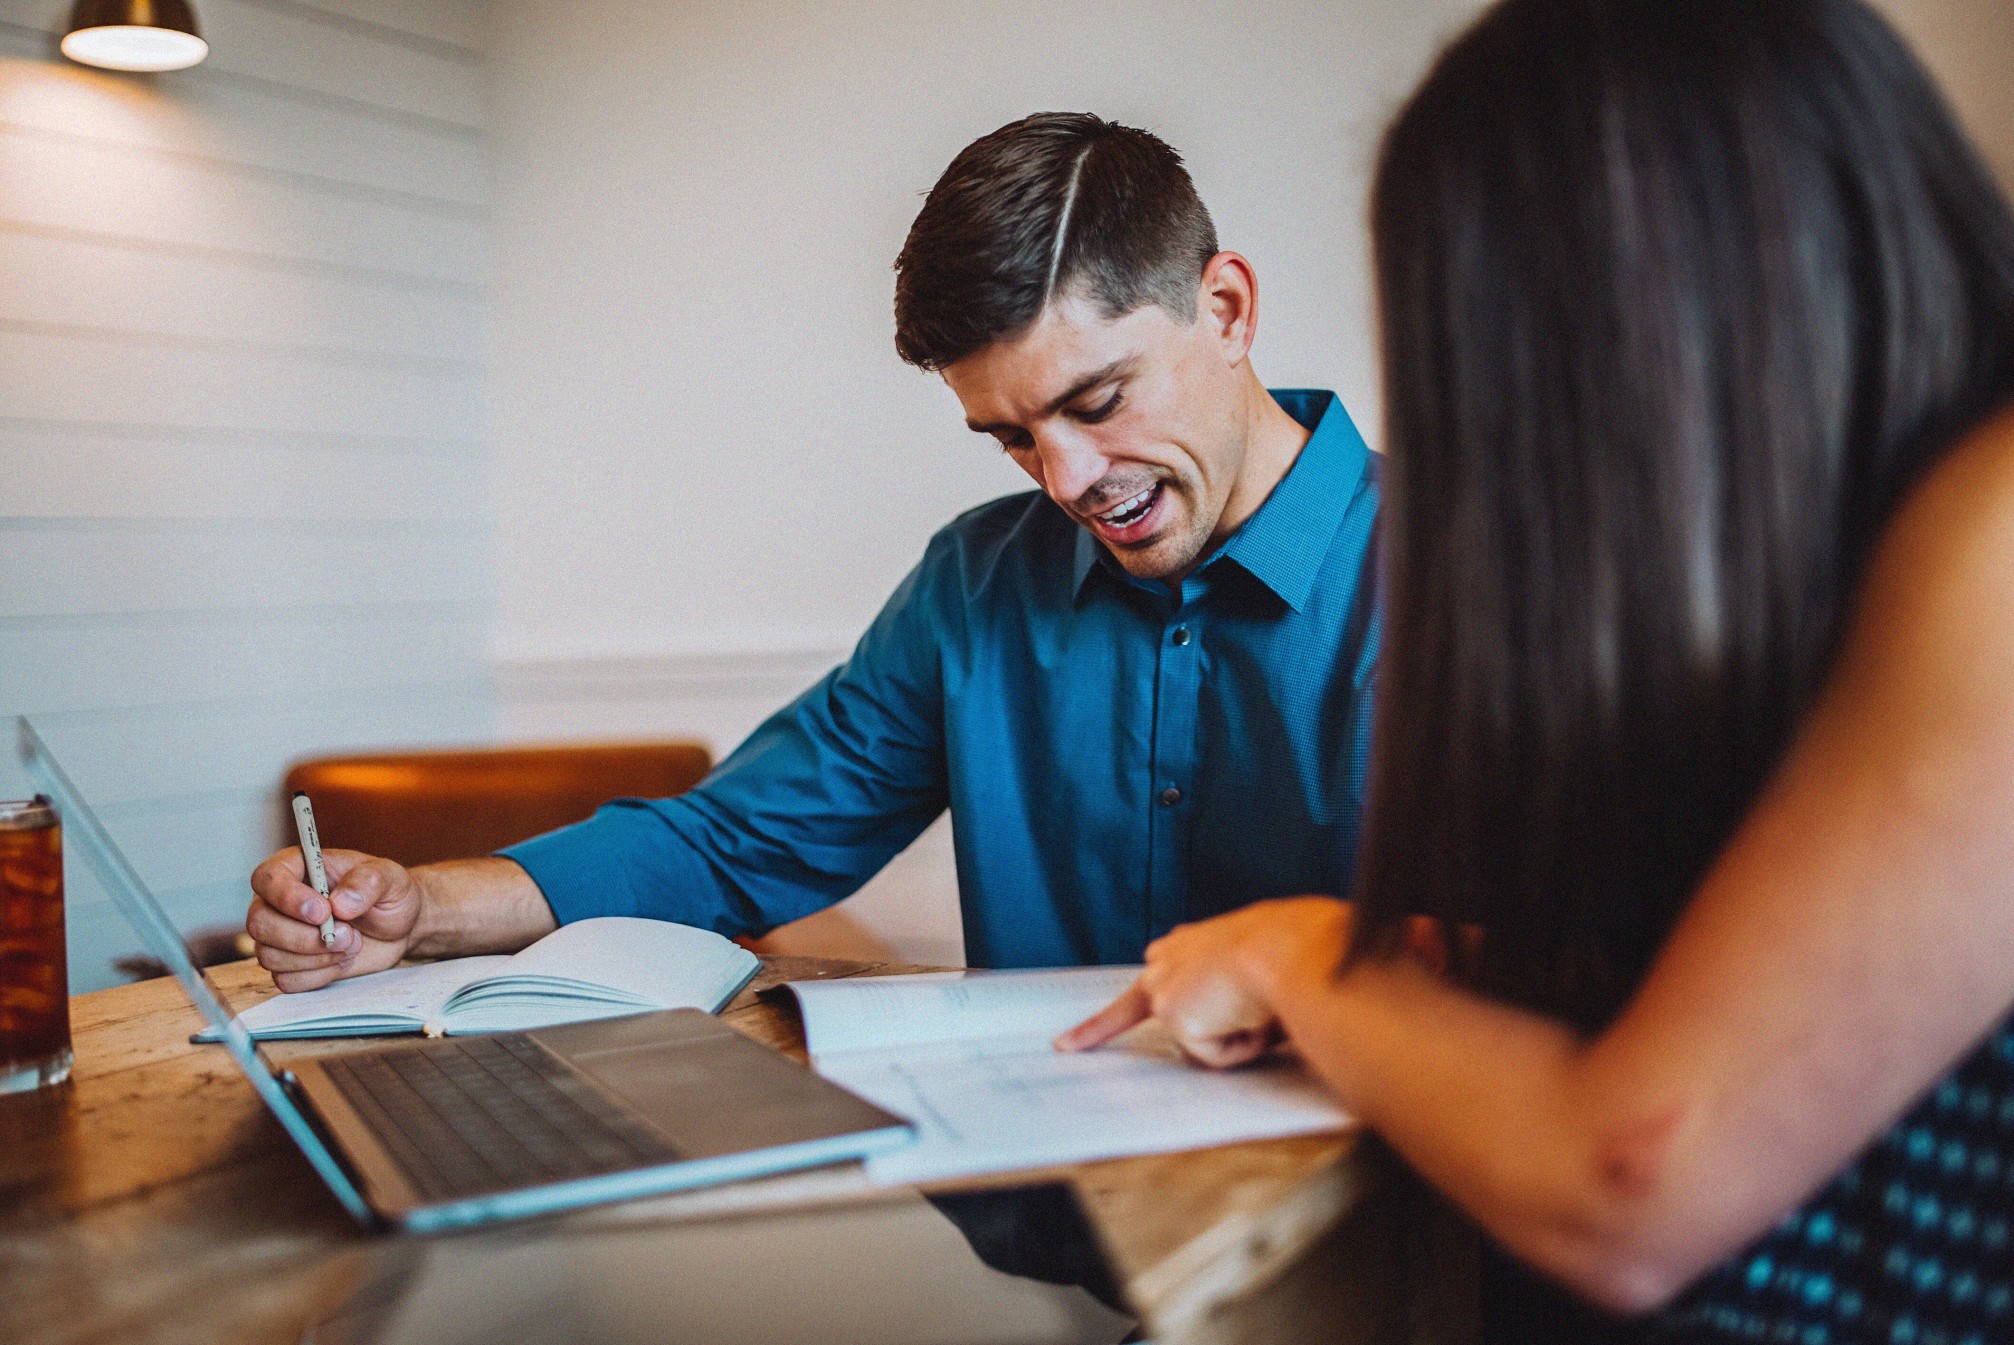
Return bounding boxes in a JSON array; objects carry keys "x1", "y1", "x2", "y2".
[{"x1": 0, "y1": 797, "x2": 69, "y2": 1092}]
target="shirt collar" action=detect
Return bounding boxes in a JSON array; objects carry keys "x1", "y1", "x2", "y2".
[{"x1": 1071, "y1": 388, "x2": 1369, "y2": 612}]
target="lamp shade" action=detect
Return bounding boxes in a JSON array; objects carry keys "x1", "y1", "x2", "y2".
[{"x1": 61, "y1": 0, "x2": 207, "y2": 72}]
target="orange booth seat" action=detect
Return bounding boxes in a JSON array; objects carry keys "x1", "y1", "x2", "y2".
[{"x1": 282, "y1": 741, "x2": 714, "y2": 870}]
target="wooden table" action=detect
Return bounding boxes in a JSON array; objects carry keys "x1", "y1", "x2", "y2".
[{"x1": 0, "y1": 958, "x2": 1473, "y2": 1345}]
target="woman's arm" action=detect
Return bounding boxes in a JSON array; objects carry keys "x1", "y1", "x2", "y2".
[{"x1": 1063, "y1": 409, "x2": 2014, "y2": 1313}]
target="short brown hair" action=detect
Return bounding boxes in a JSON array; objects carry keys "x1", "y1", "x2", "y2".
[{"x1": 893, "y1": 113, "x2": 1219, "y2": 371}]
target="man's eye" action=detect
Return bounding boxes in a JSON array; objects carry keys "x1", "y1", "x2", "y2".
[
  {"x1": 993, "y1": 431, "x2": 1033, "y2": 452},
  {"x1": 1074, "y1": 392, "x2": 1123, "y2": 424}
]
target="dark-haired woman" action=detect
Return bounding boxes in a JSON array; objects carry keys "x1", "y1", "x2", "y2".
[{"x1": 1063, "y1": 0, "x2": 2014, "y2": 1339}]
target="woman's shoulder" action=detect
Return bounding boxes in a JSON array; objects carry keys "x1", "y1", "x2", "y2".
[
  {"x1": 1888, "y1": 401, "x2": 2014, "y2": 557},
  {"x1": 1857, "y1": 401, "x2": 2014, "y2": 642}
]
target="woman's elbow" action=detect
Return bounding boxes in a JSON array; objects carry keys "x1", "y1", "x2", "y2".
[
  {"x1": 1517, "y1": 1199, "x2": 1702, "y2": 1315},
  {"x1": 1520, "y1": 1107, "x2": 1706, "y2": 1316},
  {"x1": 1552, "y1": 1246, "x2": 1692, "y2": 1317}
]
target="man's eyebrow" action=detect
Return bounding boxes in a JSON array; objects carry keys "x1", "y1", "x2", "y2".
[{"x1": 964, "y1": 358, "x2": 1134, "y2": 435}]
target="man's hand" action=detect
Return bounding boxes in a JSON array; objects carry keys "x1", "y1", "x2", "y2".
[
  {"x1": 246, "y1": 848, "x2": 424, "y2": 991},
  {"x1": 1055, "y1": 897, "x2": 1355, "y2": 1067}
]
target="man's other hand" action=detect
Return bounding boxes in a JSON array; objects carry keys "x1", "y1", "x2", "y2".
[{"x1": 246, "y1": 848, "x2": 423, "y2": 991}]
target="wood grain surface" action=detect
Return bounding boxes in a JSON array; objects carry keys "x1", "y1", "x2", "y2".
[{"x1": 0, "y1": 957, "x2": 1389, "y2": 1345}]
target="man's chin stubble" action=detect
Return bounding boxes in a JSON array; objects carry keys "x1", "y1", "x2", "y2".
[{"x1": 1110, "y1": 533, "x2": 1209, "y2": 581}]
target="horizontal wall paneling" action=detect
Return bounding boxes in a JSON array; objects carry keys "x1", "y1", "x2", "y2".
[
  {"x1": 0, "y1": 521, "x2": 486, "y2": 617},
  {"x1": 0, "y1": 228, "x2": 482, "y2": 364},
  {"x1": 0, "y1": 2, "x2": 495, "y2": 991},
  {"x1": 0, "y1": 23, "x2": 487, "y2": 208},
  {"x1": 18, "y1": 681, "x2": 494, "y2": 808},
  {"x1": 0, "y1": 0, "x2": 480, "y2": 129},
  {"x1": 0, "y1": 428, "x2": 482, "y2": 520},
  {"x1": 0, "y1": 128, "x2": 484, "y2": 286},
  {"x1": 0, "y1": 325, "x2": 481, "y2": 438},
  {"x1": 3, "y1": 606, "x2": 488, "y2": 715},
  {"x1": 269, "y1": 0, "x2": 485, "y2": 58}
]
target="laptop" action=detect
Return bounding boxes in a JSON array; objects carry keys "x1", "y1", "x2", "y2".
[{"x1": 18, "y1": 718, "x2": 914, "y2": 1233}]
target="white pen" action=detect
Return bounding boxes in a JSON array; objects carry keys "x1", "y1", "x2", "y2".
[{"x1": 290, "y1": 791, "x2": 339, "y2": 948}]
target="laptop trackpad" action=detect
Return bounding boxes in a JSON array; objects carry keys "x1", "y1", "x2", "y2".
[{"x1": 533, "y1": 1011, "x2": 899, "y2": 1158}]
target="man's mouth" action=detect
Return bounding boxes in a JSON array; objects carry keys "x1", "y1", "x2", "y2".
[{"x1": 1087, "y1": 483, "x2": 1165, "y2": 543}]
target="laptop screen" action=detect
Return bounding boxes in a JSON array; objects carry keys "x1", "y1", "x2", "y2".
[{"x1": 17, "y1": 716, "x2": 374, "y2": 1222}]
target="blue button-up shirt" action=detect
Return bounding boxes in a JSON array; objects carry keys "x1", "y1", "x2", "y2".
[{"x1": 504, "y1": 389, "x2": 1381, "y2": 967}]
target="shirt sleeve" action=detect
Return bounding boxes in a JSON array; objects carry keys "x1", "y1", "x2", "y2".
[{"x1": 499, "y1": 535, "x2": 955, "y2": 937}]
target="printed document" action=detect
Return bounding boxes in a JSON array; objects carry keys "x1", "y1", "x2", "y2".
[{"x1": 786, "y1": 967, "x2": 1349, "y2": 1184}]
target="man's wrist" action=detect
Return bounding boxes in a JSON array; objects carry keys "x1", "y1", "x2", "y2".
[
  {"x1": 404, "y1": 863, "x2": 449, "y2": 959},
  {"x1": 404, "y1": 856, "x2": 558, "y2": 959}
]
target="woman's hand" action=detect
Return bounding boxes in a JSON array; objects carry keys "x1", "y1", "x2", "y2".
[{"x1": 1056, "y1": 897, "x2": 1354, "y2": 1067}]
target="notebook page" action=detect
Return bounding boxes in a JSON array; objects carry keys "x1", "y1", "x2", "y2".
[
  {"x1": 445, "y1": 916, "x2": 758, "y2": 1017},
  {"x1": 226, "y1": 955, "x2": 509, "y2": 1037},
  {"x1": 788, "y1": 966, "x2": 1142, "y2": 1058}
]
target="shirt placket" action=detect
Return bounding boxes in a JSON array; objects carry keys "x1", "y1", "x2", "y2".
[{"x1": 1144, "y1": 576, "x2": 1206, "y2": 943}]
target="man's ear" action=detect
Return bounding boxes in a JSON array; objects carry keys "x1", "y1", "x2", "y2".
[{"x1": 1198, "y1": 252, "x2": 1259, "y2": 366}]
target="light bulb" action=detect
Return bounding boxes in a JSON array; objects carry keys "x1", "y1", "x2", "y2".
[
  {"x1": 61, "y1": 25, "x2": 208, "y2": 72},
  {"x1": 61, "y1": 2, "x2": 207, "y2": 73}
]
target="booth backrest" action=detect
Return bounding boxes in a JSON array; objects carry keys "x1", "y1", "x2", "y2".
[{"x1": 281, "y1": 742, "x2": 714, "y2": 868}]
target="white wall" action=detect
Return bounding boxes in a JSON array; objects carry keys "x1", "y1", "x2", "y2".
[{"x1": 0, "y1": 0, "x2": 494, "y2": 991}]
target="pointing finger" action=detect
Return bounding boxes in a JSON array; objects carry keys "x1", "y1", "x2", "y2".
[{"x1": 1054, "y1": 981, "x2": 1152, "y2": 1052}]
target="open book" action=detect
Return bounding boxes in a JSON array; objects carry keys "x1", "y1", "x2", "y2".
[
  {"x1": 787, "y1": 966, "x2": 1350, "y2": 1185},
  {"x1": 203, "y1": 917, "x2": 759, "y2": 1041}
]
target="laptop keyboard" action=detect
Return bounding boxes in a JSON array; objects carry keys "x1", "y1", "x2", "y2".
[{"x1": 320, "y1": 1033, "x2": 679, "y2": 1203}]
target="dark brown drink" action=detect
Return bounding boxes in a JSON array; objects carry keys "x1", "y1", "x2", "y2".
[{"x1": 0, "y1": 798, "x2": 70, "y2": 1092}]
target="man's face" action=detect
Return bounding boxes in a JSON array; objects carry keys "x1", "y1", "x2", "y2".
[{"x1": 942, "y1": 289, "x2": 1248, "y2": 582}]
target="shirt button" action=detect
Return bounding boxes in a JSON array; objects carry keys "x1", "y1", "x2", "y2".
[
  {"x1": 1171, "y1": 626, "x2": 1192, "y2": 646},
  {"x1": 1159, "y1": 786, "x2": 1183, "y2": 807}
]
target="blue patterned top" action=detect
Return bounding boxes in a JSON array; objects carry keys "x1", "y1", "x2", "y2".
[{"x1": 1661, "y1": 1018, "x2": 2014, "y2": 1344}]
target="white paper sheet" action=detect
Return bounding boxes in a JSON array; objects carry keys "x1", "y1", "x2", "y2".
[
  {"x1": 789, "y1": 966, "x2": 1142, "y2": 1056},
  {"x1": 788, "y1": 968, "x2": 1350, "y2": 1185}
]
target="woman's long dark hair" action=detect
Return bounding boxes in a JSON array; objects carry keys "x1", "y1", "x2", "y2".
[{"x1": 1352, "y1": 0, "x2": 2014, "y2": 1030}]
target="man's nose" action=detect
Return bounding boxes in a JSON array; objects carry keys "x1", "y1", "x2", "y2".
[{"x1": 1032, "y1": 427, "x2": 1113, "y2": 508}]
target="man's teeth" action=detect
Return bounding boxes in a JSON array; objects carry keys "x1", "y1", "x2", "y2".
[{"x1": 1097, "y1": 487, "x2": 1156, "y2": 527}]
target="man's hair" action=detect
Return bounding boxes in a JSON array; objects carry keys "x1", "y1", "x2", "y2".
[{"x1": 893, "y1": 113, "x2": 1219, "y2": 371}]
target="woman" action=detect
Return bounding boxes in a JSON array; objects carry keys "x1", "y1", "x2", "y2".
[{"x1": 1062, "y1": 0, "x2": 2014, "y2": 1339}]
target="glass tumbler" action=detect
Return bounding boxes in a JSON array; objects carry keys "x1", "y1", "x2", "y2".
[{"x1": 0, "y1": 797, "x2": 70, "y2": 1092}]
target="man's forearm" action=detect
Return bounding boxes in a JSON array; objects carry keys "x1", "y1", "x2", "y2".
[{"x1": 407, "y1": 857, "x2": 559, "y2": 959}]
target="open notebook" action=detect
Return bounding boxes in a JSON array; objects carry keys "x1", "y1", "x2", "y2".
[{"x1": 200, "y1": 917, "x2": 759, "y2": 1041}]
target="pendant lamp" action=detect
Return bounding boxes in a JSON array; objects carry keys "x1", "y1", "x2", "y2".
[{"x1": 61, "y1": 0, "x2": 208, "y2": 72}]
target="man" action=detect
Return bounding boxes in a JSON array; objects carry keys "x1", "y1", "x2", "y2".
[{"x1": 246, "y1": 112, "x2": 1381, "y2": 989}]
